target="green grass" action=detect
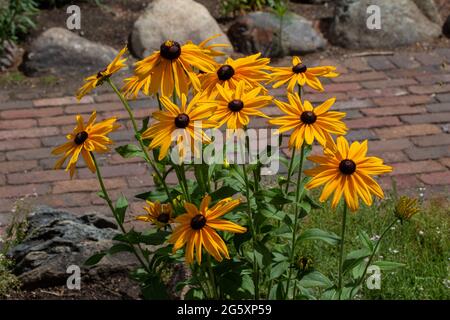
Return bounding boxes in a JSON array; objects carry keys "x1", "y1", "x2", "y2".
[{"x1": 298, "y1": 194, "x2": 450, "y2": 300}]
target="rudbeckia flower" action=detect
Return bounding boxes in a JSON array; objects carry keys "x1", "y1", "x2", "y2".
[
  {"x1": 141, "y1": 93, "x2": 217, "y2": 161},
  {"x1": 200, "y1": 53, "x2": 271, "y2": 97},
  {"x1": 394, "y1": 196, "x2": 420, "y2": 221},
  {"x1": 210, "y1": 81, "x2": 272, "y2": 130},
  {"x1": 305, "y1": 136, "x2": 392, "y2": 212},
  {"x1": 122, "y1": 40, "x2": 217, "y2": 99},
  {"x1": 196, "y1": 34, "x2": 230, "y2": 57},
  {"x1": 168, "y1": 195, "x2": 246, "y2": 264},
  {"x1": 269, "y1": 56, "x2": 339, "y2": 92},
  {"x1": 270, "y1": 93, "x2": 347, "y2": 150},
  {"x1": 52, "y1": 111, "x2": 120, "y2": 178},
  {"x1": 136, "y1": 200, "x2": 174, "y2": 228},
  {"x1": 76, "y1": 46, "x2": 128, "y2": 100}
]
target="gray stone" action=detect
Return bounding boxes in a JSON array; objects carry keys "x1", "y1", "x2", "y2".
[
  {"x1": 411, "y1": 0, "x2": 442, "y2": 25},
  {"x1": 130, "y1": 0, "x2": 233, "y2": 58},
  {"x1": 227, "y1": 11, "x2": 326, "y2": 57},
  {"x1": 330, "y1": 0, "x2": 442, "y2": 49},
  {"x1": 444, "y1": 15, "x2": 450, "y2": 38},
  {"x1": 21, "y1": 28, "x2": 119, "y2": 76},
  {"x1": 7, "y1": 206, "x2": 138, "y2": 289}
]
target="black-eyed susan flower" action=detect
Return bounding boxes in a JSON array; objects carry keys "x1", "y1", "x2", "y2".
[
  {"x1": 270, "y1": 93, "x2": 347, "y2": 150},
  {"x1": 168, "y1": 195, "x2": 246, "y2": 264},
  {"x1": 76, "y1": 46, "x2": 128, "y2": 100},
  {"x1": 269, "y1": 56, "x2": 339, "y2": 92},
  {"x1": 136, "y1": 200, "x2": 173, "y2": 228},
  {"x1": 395, "y1": 196, "x2": 420, "y2": 221},
  {"x1": 122, "y1": 40, "x2": 217, "y2": 99},
  {"x1": 304, "y1": 136, "x2": 392, "y2": 212},
  {"x1": 141, "y1": 93, "x2": 217, "y2": 161},
  {"x1": 52, "y1": 111, "x2": 119, "y2": 178},
  {"x1": 210, "y1": 81, "x2": 272, "y2": 130},
  {"x1": 200, "y1": 53, "x2": 271, "y2": 97},
  {"x1": 196, "y1": 34, "x2": 229, "y2": 57}
]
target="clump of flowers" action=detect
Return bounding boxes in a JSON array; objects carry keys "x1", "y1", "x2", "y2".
[{"x1": 51, "y1": 35, "x2": 414, "y2": 300}]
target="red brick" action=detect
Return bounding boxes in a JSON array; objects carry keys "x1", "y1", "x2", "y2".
[
  {"x1": 411, "y1": 134, "x2": 450, "y2": 147},
  {"x1": 0, "y1": 160, "x2": 38, "y2": 173},
  {"x1": 368, "y1": 138, "x2": 413, "y2": 153},
  {"x1": 78, "y1": 163, "x2": 147, "y2": 179},
  {"x1": 6, "y1": 147, "x2": 53, "y2": 161},
  {"x1": 0, "y1": 119, "x2": 37, "y2": 130},
  {"x1": 0, "y1": 184, "x2": 50, "y2": 198},
  {"x1": 33, "y1": 96, "x2": 93, "y2": 107},
  {"x1": 0, "y1": 127, "x2": 59, "y2": 140},
  {"x1": 322, "y1": 82, "x2": 361, "y2": 92},
  {"x1": 38, "y1": 192, "x2": 93, "y2": 208},
  {"x1": 0, "y1": 107, "x2": 63, "y2": 119},
  {"x1": 426, "y1": 102, "x2": 450, "y2": 113},
  {"x1": 0, "y1": 174, "x2": 5, "y2": 185},
  {"x1": 362, "y1": 78, "x2": 417, "y2": 89},
  {"x1": 413, "y1": 52, "x2": 444, "y2": 66},
  {"x1": 38, "y1": 114, "x2": 90, "y2": 127},
  {"x1": 342, "y1": 57, "x2": 372, "y2": 72},
  {"x1": 362, "y1": 106, "x2": 426, "y2": 116},
  {"x1": 127, "y1": 176, "x2": 155, "y2": 188},
  {"x1": 439, "y1": 157, "x2": 450, "y2": 168},
  {"x1": 351, "y1": 88, "x2": 408, "y2": 99},
  {"x1": 0, "y1": 100, "x2": 33, "y2": 110},
  {"x1": 52, "y1": 178, "x2": 127, "y2": 194},
  {"x1": 408, "y1": 84, "x2": 450, "y2": 95},
  {"x1": 333, "y1": 99, "x2": 375, "y2": 110},
  {"x1": 107, "y1": 154, "x2": 145, "y2": 165},
  {"x1": 375, "y1": 124, "x2": 441, "y2": 139},
  {"x1": 401, "y1": 112, "x2": 450, "y2": 124},
  {"x1": 346, "y1": 116, "x2": 401, "y2": 129},
  {"x1": 405, "y1": 145, "x2": 450, "y2": 160},
  {"x1": 419, "y1": 171, "x2": 450, "y2": 185},
  {"x1": 373, "y1": 95, "x2": 432, "y2": 107},
  {"x1": 377, "y1": 151, "x2": 408, "y2": 163},
  {"x1": 65, "y1": 101, "x2": 124, "y2": 114},
  {"x1": 7, "y1": 170, "x2": 69, "y2": 184},
  {"x1": 366, "y1": 56, "x2": 396, "y2": 70},
  {"x1": 307, "y1": 92, "x2": 347, "y2": 103},
  {"x1": 0, "y1": 138, "x2": 41, "y2": 151},
  {"x1": 94, "y1": 93, "x2": 118, "y2": 103},
  {"x1": 388, "y1": 54, "x2": 421, "y2": 69},
  {"x1": 379, "y1": 175, "x2": 421, "y2": 191},
  {"x1": 389, "y1": 160, "x2": 444, "y2": 176},
  {"x1": 333, "y1": 71, "x2": 386, "y2": 83}
]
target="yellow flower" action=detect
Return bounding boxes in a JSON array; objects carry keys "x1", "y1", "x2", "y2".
[
  {"x1": 305, "y1": 136, "x2": 392, "y2": 211},
  {"x1": 122, "y1": 40, "x2": 217, "y2": 99},
  {"x1": 269, "y1": 56, "x2": 339, "y2": 92},
  {"x1": 52, "y1": 111, "x2": 119, "y2": 178},
  {"x1": 270, "y1": 93, "x2": 347, "y2": 150},
  {"x1": 136, "y1": 200, "x2": 173, "y2": 228},
  {"x1": 168, "y1": 195, "x2": 246, "y2": 264},
  {"x1": 200, "y1": 53, "x2": 271, "y2": 97},
  {"x1": 141, "y1": 93, "x2": 217, "y2": 161},
  {"x1": 210, "y1": 81, "x2": 272, "y2": 130},
  {"x1": 395, "y1": 196, "x2": 420, "y2": 221},
  {"x1": 76, "y1": 46, "x2": 128, "y2": 100},
  {"x1": 196, "y1": 34, "x2": 230, "y2": 57}
]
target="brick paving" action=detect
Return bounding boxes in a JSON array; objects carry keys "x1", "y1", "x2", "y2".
[{"x1": 1, "y1": 49, "x2": 450, "y2": 232}]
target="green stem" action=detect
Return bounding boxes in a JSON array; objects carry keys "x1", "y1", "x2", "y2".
[
  {"x1": 284, "y1": 150, "x2": 296, "y2": 194},
  {"x1": 338, "y1": 202, "x2": 348, "y2": 299},
  {"x1": 179, "y1": 163, "x2": 191, "y2": 202},
  {"x1": 285, "y1": 144, "x2": 305, "y2": 299},
  {"x1": 106, "y1": 78, "x2": 171, "y2": 201},
  {"x1": 91, "y1": 152, "x2": 151, "y2": 273},
  {"x1": 206, "y1": 255, "x2": 219, "y2": 299}
]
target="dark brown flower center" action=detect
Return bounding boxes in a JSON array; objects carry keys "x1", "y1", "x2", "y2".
[
  {"x1": 292, "y1": 63, "x2": 307, "y2": 74},
  {"x1": 300, "y1": 111, "x2": 317, "y2": 124},
  {"x1": 339, "y1": 159, "x2": 356, "y2": 175},
  {"x1": 157, "y1": 213, "x2": 170, "y2": 224},
  {"x1": 160, "y1": 40, "x2": 181, "y2": 60},
  {"x1": 174, "y1": 113, "x2": 190, "y2": 128},
  {"x1": 190, "y1": 214, "x2": 206, "y2": 230},
  {"x1": 217, "y1": 64, "x2": 235, "y2": 81},
  {"x1": 228, "y1": 99, "x2": 244, "y2": 112},
  {"x1": 74, "y1": 131, "x2": 88, "y2": 145}
]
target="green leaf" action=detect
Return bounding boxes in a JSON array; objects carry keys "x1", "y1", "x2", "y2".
[
  {"x1": 299, "y1": 271, "x2": 333, "y2": 289},
  {"x1": 358, "y1": 230, "x2": 374, "y2": 250},
  {"x1": 343, "y1": 248, "x2": 372, "y2": 274},
  {"x1": 210, "y1": 185, "x2": 239, "y2": 201},
  {"x1": 139, "y1": 231, "x2": 170, "y2": 245},
  {"x1": 115, "y1": 195, "x2": 128, "y2": 225},
  {"x1": 135, "y1": 189, "x2": 168, "y2": 202},
  {"x1": 297, "y1": 228, "x2": 340, "y2": 246},
  {"x1": 84, "y1": 252, "x2": 106, "y2": 266},
  {"x1": 141, "y1": 275, "x2": 169, "y2": 300},
  {"x1": 303, "y1": 193, "x2": 322, "y2": 209},
  {"x1": 108, "y1": 243, "x2": 133, "y2": 255},
  {"x1": 115, "y1": 144, "x2": 145, "y2": 159},
  {"x1": 253, "y1": 241, "x2": 272, "y2": 269},
  {"x1": 373, "y1": 261, "x2": 406, "y2": 271},
  {"x1": 97, "y1": 191, "x2": 106, "y2": 199},
  {"x1": 270, "y1": 261, "x2": 290, "y2": 280}
]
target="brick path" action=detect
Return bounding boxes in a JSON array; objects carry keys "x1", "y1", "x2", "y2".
[{"x1": 1, "y1": 48, "x2": 450, "y2": 232}]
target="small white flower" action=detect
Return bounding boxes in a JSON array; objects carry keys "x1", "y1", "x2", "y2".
[
  {"x1": 371, "y1": 234, "x2": 380, "y2": 241},
  {"x1": 419, "y1": 230, "x2": 424, "y2": 235}
]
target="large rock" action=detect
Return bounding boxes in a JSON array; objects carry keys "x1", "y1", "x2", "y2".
[
  {"x1": 444, "y1": 15, "x2": 450, "y2": 38},
  {"x1": 330, "y1": 0, "x2": 442, "y2": 49},
  {"x1": 227, "y1": 11, "x2": 326, "y2": 57},
  {"x1": 130, "y1": 0, "x2": 233, "y2": 58},
  {"x1": 21, "y1": 28, "x2": 119, "y2": 76},
  {"x1": 7, "y1": 207, "x2": 139, "y2": 290},
  {"x1": 411, "y1": 0, "x2": 442, "y2": 25}
]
